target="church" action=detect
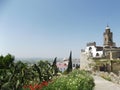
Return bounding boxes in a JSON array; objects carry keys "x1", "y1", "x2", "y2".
[
  {"x1": 103, "y1": 26, "x2": 120, "y2": 59},
  {"x1": 84, "y1": 25, "x2": 120, "y2": 59}
]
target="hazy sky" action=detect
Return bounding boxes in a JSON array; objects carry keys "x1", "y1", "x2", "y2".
[{"x1": 0, "y1": 0, "x2": 120, "y2": 58}]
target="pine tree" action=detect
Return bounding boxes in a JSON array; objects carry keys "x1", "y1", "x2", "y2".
[{"x1": 67, "y1": 51, "x2": 72, "y2": 73}]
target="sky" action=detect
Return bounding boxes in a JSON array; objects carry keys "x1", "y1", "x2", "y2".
[{"x1": 0, "y1": 0, "x2": 120, "y2": 58}]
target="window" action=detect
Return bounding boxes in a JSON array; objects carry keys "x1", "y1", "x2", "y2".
[
  {"x1": 96, "y1": 53, "x2": 99, "y2": 56},
  {"x1": 89, "y1": 47, "x2": 92, "y2": 51}
]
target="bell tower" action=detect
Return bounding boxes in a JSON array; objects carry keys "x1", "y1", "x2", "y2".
[{"x1": 103, "y1": 25, "x2": 115, "y2": 47}]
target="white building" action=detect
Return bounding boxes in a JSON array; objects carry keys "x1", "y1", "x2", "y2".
[
  {"x1": 56, "y1": 58, "x2": 80, "y2": 72},
  {"x1": 85, "y1": 42, "x2": 103, "y2": 58},
  {"x1": 56, "y1": 60, "x2": 68, "y2": 72}
]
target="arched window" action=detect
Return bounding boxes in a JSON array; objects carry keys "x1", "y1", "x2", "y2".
[
  {"x1": 89, "y1": 47, "x2": 92, "y2": 51},
  {"x1": 96, "y1": 53, "x2": 99, "y2": 56}
]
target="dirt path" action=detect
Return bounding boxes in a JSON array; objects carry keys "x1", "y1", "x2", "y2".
[{"x1": 93, "y1": 76, "x2": 120, "y2": 90}]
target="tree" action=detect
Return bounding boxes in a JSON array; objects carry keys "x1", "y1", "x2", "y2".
[
  {"x1": 0, "y1": 54, "x2": 14, "y2": 69},
  {"x1": 0, "y1": 55, "x2": 4, "y2": 68},
  {"x1": 52, "y1": 57, "x2": 57, "y2": 66},
  {"x1": 76, "y1": 64, "x2": 80, "y2": 69},
  {"x1": 52, "y1": 57, "x2": 58, "y2": 75},
  {"x1": 67, "y1": 51, "x2": 72, "y2": 73}
]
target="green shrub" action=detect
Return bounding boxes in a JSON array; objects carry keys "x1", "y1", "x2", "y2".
[{"x1": 42, "y1": 70, "x2": 95, "y2": 90}]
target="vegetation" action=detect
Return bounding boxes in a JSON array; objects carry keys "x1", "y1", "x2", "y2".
[
  {"x1": 0, "y1": 54, "x2": 95, "y2": 90},
  {"x1": 0, "y1": 54, "x2": 14, "y2": 69},
  {"x1": 67, "y1": 51, "x2": 72, "y2": 73},
  {"x1": 0, "y1": 54, "x2": 55, "y2": 90},
  {"x1": 52, "y1": 57, "x2": 59, "y2": 76},
  {"x1": 42, "y1": 70, "x2": 95, "y2": 90}
]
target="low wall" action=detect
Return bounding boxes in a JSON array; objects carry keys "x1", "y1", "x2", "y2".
[{"x1": 111, "y1": 61, "x2": 120, "y2": 75}]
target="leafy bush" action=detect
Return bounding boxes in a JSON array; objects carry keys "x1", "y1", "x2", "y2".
[
  {"x1": 42, "y1": 70, "x2": 95, "y2": 90},
  {"x1": 0, "y1": 54, "x2": 55, "y2": 90}
]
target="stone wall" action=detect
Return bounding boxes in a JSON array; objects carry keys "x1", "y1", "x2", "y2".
[
  {"x1": 80, "y1": 52, "x2": 95, "y2": 70},
  {"x1": 111, "y1": 61, "x2": 120, "y2": 75},
  {"x1": 91, "y1": 58, "x2": 120, "y2": 75}
]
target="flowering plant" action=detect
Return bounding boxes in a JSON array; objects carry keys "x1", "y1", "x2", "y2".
[
  {"x1": 42, "y1": 70, "x2": 95, "y2": 90},
  {"x1": 23, "y1": 81, "x2": 49, "y2": 90}
]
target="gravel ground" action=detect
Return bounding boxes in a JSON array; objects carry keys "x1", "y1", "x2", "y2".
[{"x1": 93, "y1": 76, "x2": 120, "y2": 90}]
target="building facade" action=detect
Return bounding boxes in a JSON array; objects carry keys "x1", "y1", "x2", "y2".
[
  {"x1": 103, "y1": 26, "x2": 116, "y2": 47},
  {"x1": 83, "y1": 25, "x2": 120, "y2": 59},
  {"x1": 85, "y1": 42, "x2": 103, "y2": 58},
  {"x1": 57, "y1": 58, "x2": 80, "y2": 72},
  {"x1": 80, "y1": 25, "x2": 120, "y2": 70},
  {"x1": 103, "y1": 26, "x2": 120, "y2": 59}
]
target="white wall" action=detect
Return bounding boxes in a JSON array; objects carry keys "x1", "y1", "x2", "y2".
[{"x1": 85, "y1": 46, "x2": 103, "y2": 58}]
